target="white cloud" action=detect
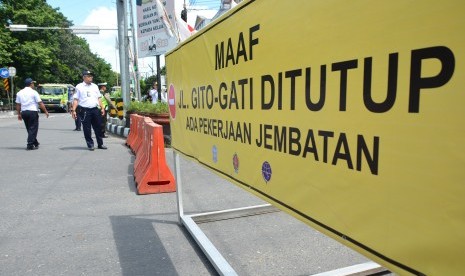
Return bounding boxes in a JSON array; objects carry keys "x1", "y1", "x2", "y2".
[
  {"x1": 78, "y1": 5, "x2": 161, "y2": 76},
  {"x1": 79, "y1": 6, "x2": 119, "y2": 72},
  {"x1": 75, "y1": 4, "x2": 221, "y2": 76}
]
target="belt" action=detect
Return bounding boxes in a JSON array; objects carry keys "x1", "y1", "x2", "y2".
[{"x1": 79, "y1": 106, "x2": 98, "y2": 110}]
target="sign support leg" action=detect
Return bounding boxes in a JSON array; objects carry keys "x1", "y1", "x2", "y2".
[{"x1": 172, "y1": 151, "x2": 388, "y2": 276}]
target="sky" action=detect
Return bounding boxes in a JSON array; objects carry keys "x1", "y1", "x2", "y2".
[{"x1": 46, "y1": 0, "x2": 220, "y2": 77}]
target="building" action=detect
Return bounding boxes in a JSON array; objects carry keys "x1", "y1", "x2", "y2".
[{"x1": 192, "y1": 0, "x2": 240, "y2": 31}]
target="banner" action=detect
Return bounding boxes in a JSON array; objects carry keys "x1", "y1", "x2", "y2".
[
  {"x1": 166, "y1": 1, "x2": 465, "y2": 275},
  {"x1": 136, "y1": 0, "x2": 177, "y2": 57}
]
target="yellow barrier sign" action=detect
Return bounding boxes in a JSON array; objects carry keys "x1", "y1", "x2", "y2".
[{"x1": 166, "y1": 1, "x2": 464, "y2": 275}]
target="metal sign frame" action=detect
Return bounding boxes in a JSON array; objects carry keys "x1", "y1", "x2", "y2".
[{"x1": 172, "y1": 151, "x2": 388, "y2": 276}]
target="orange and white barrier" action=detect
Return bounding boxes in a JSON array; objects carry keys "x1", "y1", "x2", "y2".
[
  {"x1": 131, "y1": 115, "x2": 145, "y2": 155},
  {"x1": 134, "y1": 117, "x2": 152, "y2": 183},
  {"x1": 125, "y1": 114, "x2": 142, "y2": 150},
  {"x1": 126, "y1": 115, "x2": 176, "y2": 195}
]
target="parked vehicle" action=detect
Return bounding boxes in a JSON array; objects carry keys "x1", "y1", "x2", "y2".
[{"x1": 111, "y1": 86, "x2": 121, "y2": 95}]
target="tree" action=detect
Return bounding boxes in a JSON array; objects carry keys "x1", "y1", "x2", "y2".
[
  {"x1": 141, "y1": 65, "x2": 166, "y2": 96},
  {"x1": 144, "y1": 75, "x2": 158, "y2": 95},
  {"x1": 139, "y1": 78, "x2": 147, "y2": 96},
  {"x1": 0, "y1": 0, "x2": 115, "y2": 89},
  {"x1": 0, "y1": 26, "x2": 16, "y2": 65}
]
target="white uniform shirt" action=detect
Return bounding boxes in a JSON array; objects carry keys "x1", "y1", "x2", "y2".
[
  {"x1": 74, "y1": 81, "x2": 101, "y2": 108},
  {"x1": 15, "y1": 87, "x2": 42, "y2": 111},
  {"x1": 149, "y1": 88, "x2": 158, "y2": 104},
  {"x1": 149, "y1": 88, "x2": 167, "y2": 103}
]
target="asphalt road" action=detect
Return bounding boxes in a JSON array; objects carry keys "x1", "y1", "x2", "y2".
[{"x1": 0, "y1": 112, "x2": 378, "y2": 276}]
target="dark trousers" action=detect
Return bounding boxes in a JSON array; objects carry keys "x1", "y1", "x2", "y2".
[
  {"x1": 21, "y1": 110, "x2": 39, "y2": 147},
  {"x1": 101, "y1": 109, "x2": 108, "y2": 135},
  {"x1": 75, "y1": 115, "x2": 82, "y2": 130},
  {"x1": 79, "y1": 106, "x2": 103, "y2": 148}
]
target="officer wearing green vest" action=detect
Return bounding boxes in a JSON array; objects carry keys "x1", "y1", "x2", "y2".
[{"x1": 98, "y1": 82, "x2": 116, "y2": 138}]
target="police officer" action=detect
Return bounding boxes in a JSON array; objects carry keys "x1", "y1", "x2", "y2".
[
  {"x1": 69, "y1": 87, "x2": 82, "y2": 131},
  {"x1": 71, "y1": 70, "x2": 107, "y2": 151},
  {"x1": 15, "y1": 78, "x2": 49, "y2": 150},
  {"x1": 97, "y1": 82, "x2": 116, "y2": 138},
  {"x1": 149, "y1": 82, "x2": 158, "y2": 104}
]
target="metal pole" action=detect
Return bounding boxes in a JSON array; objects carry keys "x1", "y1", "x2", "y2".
[
  {"x1": 117, "y1": 0, "x2": 130, "y2": 114},
  {"x1": 174, "y1": 151, "x2": 184, "y2": 224},
  {"x1": 5, "y1": 79, "x2": 11, "y2": 111},
  {"x1": 10, "y1": 77, "x2": 14, "y2": 111},
  {"x1": 128, "y1": 0, "x2": 141, "y2": 101},
  {"x1": 115, "y1": 37, "x2": 119, "y2": 86},
  {"x1": 156, "y1": 55, "x2": 161, "y2": 101}
]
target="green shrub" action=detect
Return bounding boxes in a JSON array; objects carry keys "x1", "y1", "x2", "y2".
[{"x1": 126, "y1": 100, "x2": 168, "y2": 114}]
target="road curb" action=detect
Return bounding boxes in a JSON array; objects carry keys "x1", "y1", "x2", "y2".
[{"x1": 107, "y1": 117, "x2": 130, "y2": 138}]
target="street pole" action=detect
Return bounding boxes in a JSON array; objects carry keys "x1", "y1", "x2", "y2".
[
  {"x1": 117, "y1": 0, "x2": 130, "y2": 114},
  {"x1": 115, "y1": 37, "x2": 119, "y2": 86},
  {"x1": 10, "y1": 77, "x2": 14, "y2": 111},
  {"x1": 5, "y1": 79, "x2": 11, "y2": 111},
  {"x1": 156, "y1": 55, "x2": 161, "y2": 101},
  {"x1": 8, "y1": 67, "x2": 16, "y2": 111},
  {"x1": 128, "y1": 0, "x2": 141, "y2": 101}
]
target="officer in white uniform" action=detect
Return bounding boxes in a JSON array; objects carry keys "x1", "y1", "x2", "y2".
[
  {"x1": 71, "y1": 70, "x2": 107, "y2": 151},
  {"x1": 15, "y1": 78, "x2": 49, "y2": 150}
]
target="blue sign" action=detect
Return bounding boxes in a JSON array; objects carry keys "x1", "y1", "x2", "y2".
[{"x1": 0, "y1": 68, "x2": 9, "y2": 79}]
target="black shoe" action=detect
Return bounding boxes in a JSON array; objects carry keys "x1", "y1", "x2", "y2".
[
  {"x1": 73, "y1": 129, "x2": 78, "y2": 131},
  {"x1": 88, "y1": 146, "x2": 95, "y2": 151},
  {"x1": 33, "y1": 142, "x2": 40, "y2": 148},
  {"x1": 77, "y1": 128, "x2": 81, "y2": 131},
  {"x1": 26, "y1": 145, "x2": 34, "y2": 151},
  {"x1": 98, "y1": 145, "x2": 107, "y2": 150}
]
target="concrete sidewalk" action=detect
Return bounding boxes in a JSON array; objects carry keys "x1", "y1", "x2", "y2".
[{"x1": 0, "y1": 113, "x2": 381, "y2": 276}]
